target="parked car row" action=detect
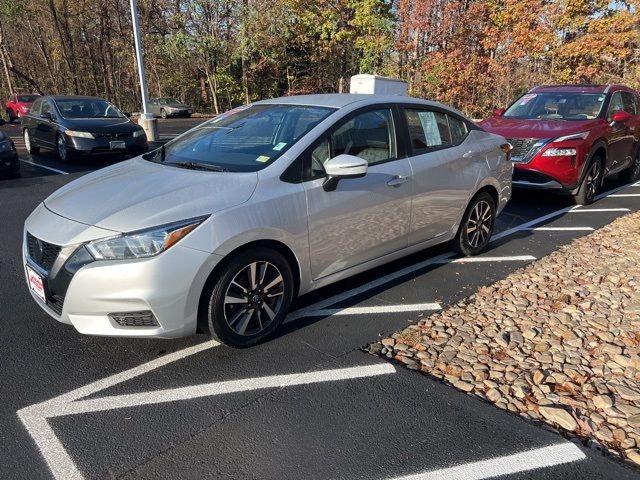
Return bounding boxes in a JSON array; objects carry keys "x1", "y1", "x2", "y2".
[{"x1": 16, "y1": 85, "x2": 640, "y2": 349}]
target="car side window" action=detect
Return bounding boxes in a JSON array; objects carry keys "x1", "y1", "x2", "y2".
[
  {"x1": 305, "y1": 108, "x2": 396, "y2": 180},
  {"x1": 40, "y1": 101, "x2": 51, "y2": 115},
  {"x1": 607, "y1": 92, "x2": 625, "y2": 120},
  {"x1": 448, "y1": 115, "x2": 468, "y2": 144},
  {"x1": 621, "y1": 92, "x2": 637, "y2": 115},
  {"x1": 30, "y1": 98, "x2": 42, "y2": 115},
  {"x1": 404, "y1": 109, "x2": 452, "y2": 155}
]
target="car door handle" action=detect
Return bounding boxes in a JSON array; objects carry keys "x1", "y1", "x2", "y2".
[
  {"x1": 387, "y1": 175, "x2": 410, "y2": 187},
  {"x1": 462, "y1": 150, "x2": 473, "y2": 158}
]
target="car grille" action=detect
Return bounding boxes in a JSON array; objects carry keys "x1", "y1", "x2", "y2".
[
  {"x1": 513, "y1": 169, "x2": 554, "y2": 184},
  {"x1": 27, "y1": 232, "x2": 62, "y2": 271},
  {"x1": 507, "y1": 138, "x2": 541, "y2": 163},
  {"x1": 94, "y1": 132, "x2": 132, "y2": 139},
  {"x1": 47, "y1": 294, "x2": 65, "y2": 315}
]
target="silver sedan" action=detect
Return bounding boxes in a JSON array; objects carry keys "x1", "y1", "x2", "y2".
[{"x1": 23, "y1": 94, "x2": 512, "y2": 347}]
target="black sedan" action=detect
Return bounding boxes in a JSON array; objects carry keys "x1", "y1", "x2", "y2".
[
  {"x1": 0, "y1": 131, "x2": 19, "y2": 177},
  {"x1": 21, "y1": 96, "x2": 148, "y2": 162}
]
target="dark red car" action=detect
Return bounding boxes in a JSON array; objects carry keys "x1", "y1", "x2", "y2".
[
  {"x1": 5, "y1": 93, "x2": 40, "y2": 123},
  {"x1": 480, "y1": 84, "x2": 640, "y2": 204}
]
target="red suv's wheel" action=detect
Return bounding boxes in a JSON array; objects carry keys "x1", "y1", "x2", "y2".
[{"x1": 574, "y1": 156, "x2": 602, "y2": 206}]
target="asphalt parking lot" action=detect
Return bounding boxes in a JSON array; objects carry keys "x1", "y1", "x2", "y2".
[{"x1": 1, "y1": 118, "x2": 640, "y2": 480}]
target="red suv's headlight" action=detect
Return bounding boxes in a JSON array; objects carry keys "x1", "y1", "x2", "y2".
[{"x1": 542, "y1": 147, "x2": 577, "y2": 157}]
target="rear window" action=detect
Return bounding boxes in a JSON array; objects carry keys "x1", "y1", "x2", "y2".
[
  {"x1": 405, "y1": 109, "x2": 452, "y2": 154},
  {"x1": 17, "y1": 95, "x2": 39, "y2": 103}
]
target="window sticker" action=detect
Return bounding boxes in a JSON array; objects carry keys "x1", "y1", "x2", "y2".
[
  {"x1": 256, "y1": 155, "x2": 270, "y2": 163},
  {"x1": 417, "y1": 111, "x2": 441, "y2": 147},
  {"x1": 519, "y1": 94, "x2": 537, "y2": 105},
  {"x1": 273, "y1": 142, "x2": 287, "y2": 151}
]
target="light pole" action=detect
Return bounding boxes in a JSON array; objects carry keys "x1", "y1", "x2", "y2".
[{"x1": 130, "y1": 0, "x2": 157, "y2": 141}]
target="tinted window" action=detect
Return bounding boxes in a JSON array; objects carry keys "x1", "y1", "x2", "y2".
[
  {"x1": 621, "y1": 92, "x2": 637, "y2": 115},
  {"x1": 55, "y1": 98, "x2": 125, "y2": 119},
  {"x1": 150, "y1": 104, "x2": 334, "y2": 172},
  {"x1": 505, "y1": 92, "x2": 605, "y2": 120},
  {"x1": 30, "y1": 98, "x2": 42, "y2": 115},
  {"x1": 40, "y1": 101, "x2": 51, "y2": 115},
  {"x1": 448, "y1": 115, "x2": 468, "y2": 144},
  {"x1": 607, "y1": 92, "x2": 625, "y2": 119},
  {"x1": 405, "y1": 109, "x2": 452, "y2": 154}
]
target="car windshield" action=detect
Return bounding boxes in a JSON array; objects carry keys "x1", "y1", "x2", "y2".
[
  {"x1": 159, "y1": 98, "x2": 180, "y2": 105},
  {"x1": 503, "y1": 92, "x2": 606, "y2": 120},
  {"x1": 17, "y1": 95, "x2": 39, "y2": 103},
  {"x1": 55, "y1": 99, "x2": 125, "y2": 119},
  {"x1": 146, "y1": 104, "x2": 335, "y2": 172}
]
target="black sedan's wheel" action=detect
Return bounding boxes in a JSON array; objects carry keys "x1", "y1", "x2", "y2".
[
  {"x1": 23, "y1": 129, "x2": 39, "y2": 155},
  {"x1": 453, "y1": 192, "x2": 496, "y2": 256},
  {"x1": 574, "y1": 156, "x2": 602, "y2": 206},
  {"x1": 7, "y1": 110, "x2": 15, "y2": 124},
  {"x1": 622, "y1": 149, "x2": 640, "y2": 184},
  {"x1": 204, "y1": 248, "x2": 294, "y2": 347},
  {"x1": 56, "y1": 135, "x2": 75, "y2": 162}
]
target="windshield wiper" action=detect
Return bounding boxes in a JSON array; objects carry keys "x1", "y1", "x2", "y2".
[{"x1": 166, "y1": 161, "x2": 226, "y2": 172}]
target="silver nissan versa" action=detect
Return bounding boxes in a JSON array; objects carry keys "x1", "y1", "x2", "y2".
[{"x1": 23, "y1": 94, "x2": 512, "y2": 347}]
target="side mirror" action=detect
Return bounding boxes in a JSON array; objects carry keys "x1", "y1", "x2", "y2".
[
  {"x1": 40, "y1": 112, "x2": 52, "y2": 120},
  {"x1": 492, "y1": 108, "x2": 506, "y2": 117},
  {"x1": 322, "y1": 154, "x2": 368, "y2": 192},
  {"x1": 124, "y1": 111, "x2": 131, "y2": 117},
  {"x1": 611, "y1": 111, "x2": 631, "y2": 124}
]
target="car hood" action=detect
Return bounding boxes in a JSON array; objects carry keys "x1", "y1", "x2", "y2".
[
  {"x1": 43, "y1": 158, "x2": 258, "y2": 232},
  {"x1": 479, "y1": 117, "x2": 604, "y2": 140},
  {"x1": 62, "y1": 117, "x2": 138, "y2": 132}
]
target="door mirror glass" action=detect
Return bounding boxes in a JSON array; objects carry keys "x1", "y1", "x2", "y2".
[{"x1": 322, "y1": 154, "x2": 368, "y2": 191}]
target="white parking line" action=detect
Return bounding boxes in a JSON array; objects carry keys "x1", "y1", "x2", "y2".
[
  {"x1": 608, "y1": 193, "x2": 640, "y2": 197},
  {"x1": 48, "y1": 364, "x2": 396, "y2": 416},
  {"x1": 569, "y1": 208, "x2": 630, "y2": 213},
  {"x1": 305, "y1": 303, "x2": 442, "y2": 317},
  {"x1": 435, "y1": 255, "x2": 536, "y2": 264},
  {"x1": 387, "y1": 442, "x2": 585, "y2": 480},
  {"x1": 19, "y1": 159, "x2": 69, "y2": 175},
  {"x1": 525, "y1": 226, "x2": 594, "y2": 231}
]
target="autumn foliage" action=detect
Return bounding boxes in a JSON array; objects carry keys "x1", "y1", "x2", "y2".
[{"x1": 0, "y1": 0, "x2": 638, "y2": 117}]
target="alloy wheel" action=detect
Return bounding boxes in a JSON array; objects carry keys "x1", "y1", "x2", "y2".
[
  {"x1": 24, "y1": 130, "x2": 31, "y2": 151},
  {"x1": 466, "y1": 200, "x2": 493, "y2": 249},
  {"x1": 631, "y1": 153, "x2": 640, "y2": 182},
  {"x1": 223, "y1": 261, "x2": 285, "y2": 336},
  {"x1": 57, "y1": 136, "x2": 67, "y2": 161},
  {"x1": 585, "y1": 161, "x2": 601, "y2": 202}
]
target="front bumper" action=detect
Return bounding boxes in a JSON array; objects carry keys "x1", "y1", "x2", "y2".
[
  {"x1": 0, "y1": 150, "x2": 19, "y2": 174},
  {"x1": 165, "y1": 109, "x2": 192, "y2": 117},
  {"x1": 23, "y1": 206, "x2": 222, "y2": 338},
  {"x1": 67, "y1": 135, "x2": 148, "y2": 156}
]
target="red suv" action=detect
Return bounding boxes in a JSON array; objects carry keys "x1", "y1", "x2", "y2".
[
  {"x1": 5, "y1": 93, "x2": 40, "y2": 123},
  {"x1": 480, "y1": 84, "x2": 640, "y2": 204}
]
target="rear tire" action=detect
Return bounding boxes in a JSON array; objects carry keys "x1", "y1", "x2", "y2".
[
  {"x1": 23, "y1": 129, "x2": 39, "y2": 155},
  {"x1": 203, "y1": 248, "x2": 294, "y2": 348},
  {"x1": 453, "y1": 192, "x2": 496, "y2": 256},
  {"x1": 622, "y1": 149, "x2": 640, "y2": 184},
  {"x1": 574, "y1": 156, "x2": 602, "y2": 206}
]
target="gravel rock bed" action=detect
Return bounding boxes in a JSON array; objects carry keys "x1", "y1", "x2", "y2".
[{"x1": 369, "y1": 211, "x2": 640, "y2": 466}]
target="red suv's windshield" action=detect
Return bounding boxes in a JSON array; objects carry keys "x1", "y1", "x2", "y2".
[{"x1": 504, "y1": 92, "x2": 606, "y2": 121}]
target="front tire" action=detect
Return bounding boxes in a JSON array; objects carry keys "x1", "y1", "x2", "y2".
[
  {"x1": 23, "y1": 129, "x2": 39, "y2": 155},
  {"x1": 160, "y1": 108, "x2": 167, "y2": 119},
  {"x1": 453, "y1": 192, "x2": 496, "y2": 256},
  {"x1": 7, "y1": 110, "x2": 15, "y2": 124},
  {"x1": 56, "y1": 135, "x2": 75, "y2": 162},
  {"x1": 574, "y1": 156, "x2": 602, "y2": 206},
  {"x1": 204, "y1": 248, "x2": 294, "y2": 347}
]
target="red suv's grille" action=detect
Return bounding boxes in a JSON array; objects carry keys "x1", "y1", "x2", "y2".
[{"x1": 507, "y1": 138, "x2": 540, "y2": 163}]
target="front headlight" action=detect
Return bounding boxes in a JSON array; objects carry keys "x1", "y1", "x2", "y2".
[
  {"x1": 86, "y1": 216, "x2": 208, "y2": 260},
  {"x1": 65, "y1": 130, "x2": 95, "y2": 139},
  {"x1": 542, "y1": 147, "x2": 577, "y2": 157},
  {"x1": 0, "y1": 139, "x2": 13, "y2": 153},
  {"x1": 133, "y1": 129, "x2": 146, "y2": 138}
]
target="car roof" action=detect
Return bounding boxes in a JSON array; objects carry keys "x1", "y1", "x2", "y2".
[
  {"x1": 254, "y1": 93, "x2": 466, "y2": 116},
  {"x1": 528, "y1": 84, "x2": 635, "y2": 94},
  {"x1": 45, "y1": 95, "x2": 108, "y2": 101}
]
